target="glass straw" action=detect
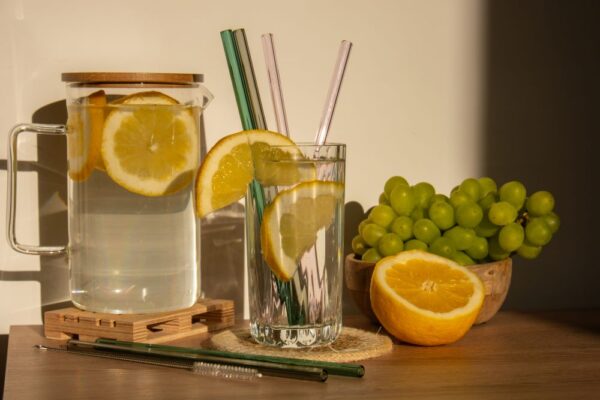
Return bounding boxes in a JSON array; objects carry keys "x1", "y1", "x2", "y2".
[
  {"x1": 314, "y1": 40, "x2": 353, "y2": 146},
  {"x1": 221, "y1": 29, "x2": 300, "y2": 325},
  {"x1": 261, "y1": 33, "x2": 289, "y2": 135},
  {"x1": 220, "y1": 30, "x2": 255, "y2": 130},
  {"x1": 234, "y1": 29, "x2": 267, "y2": 129}
]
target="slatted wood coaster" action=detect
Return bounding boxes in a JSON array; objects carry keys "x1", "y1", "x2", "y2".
[{"x1": 44, "y1": 299, "x2": 234, "y2": 344}]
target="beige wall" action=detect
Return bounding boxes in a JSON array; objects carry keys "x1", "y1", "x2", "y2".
[{"x1": 0, "y1": 0, "x2": 485, "y2": 333}]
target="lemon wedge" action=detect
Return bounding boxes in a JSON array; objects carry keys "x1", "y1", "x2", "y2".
[
  {"x1": 260, "y1": 181, "x2": 344, "y2": 281},
  {"x1": 67, "y1": 90, "x2": 106, "y2": 181},
  {"x1": 101, "y1": 91, "x2": 198, "y2": 196},
  {"x1": 370, "y1": 250, "x2": 484, "y2": 345},
  {"x1": 194, "y1": 130, "x2": 314, "y2": 218}
]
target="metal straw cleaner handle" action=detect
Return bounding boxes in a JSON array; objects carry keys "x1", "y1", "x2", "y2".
[{"x1": 6, "y1": 123, "x2": 67, "y2": 255}]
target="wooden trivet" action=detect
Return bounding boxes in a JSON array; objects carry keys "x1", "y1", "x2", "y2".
[{"x1": 44, "y1": 299, "x2": 234, "y2": 344}]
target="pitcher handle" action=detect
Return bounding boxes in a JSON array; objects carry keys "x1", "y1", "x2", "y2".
[{"x1": 6, "y1": 123, "x2": 67, "y2": 255}]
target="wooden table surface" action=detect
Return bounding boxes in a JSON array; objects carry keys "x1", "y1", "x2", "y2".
[{"x1": 4, "y1": 311, "x2": 600, "y2": 399}]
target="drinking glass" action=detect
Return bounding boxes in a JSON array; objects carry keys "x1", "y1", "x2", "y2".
[{"x1": 246, "y1": 143, "x2": 346, "y2": 347}]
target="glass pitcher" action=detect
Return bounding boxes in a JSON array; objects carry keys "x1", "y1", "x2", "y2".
[{"x1": 6, "y1": 72, "x2": 213, "y2": 314}]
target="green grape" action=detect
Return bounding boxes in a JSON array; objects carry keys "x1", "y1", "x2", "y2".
[
  {"x1": 413, "y1": 218, "x2": 441, "y2": 244},
  {"x1": 430, "y1": 237, "x2": 456, "y2": 259},
  {"x1": 478, "y1": 177, "x2": 498, "y2": 197},
  {"x1": 488, "y1": 235, "x2": 510, "y2": 261},
  {"x1": 361, "y1": 223, "x2": 387, "y2": 247},
  {"x1": 452, "y1": 251, "x2": 475, "y2": 266},
  {"x1": 410, "y1": 207, "x2": 427, "y2": 220},
  {"x1": 362, "y1": 248, "x2": 382, "y2": 263},
  {"x1": 525, "y1": 218, "x2": 552, "y2": 246},
  {"x1": 352, "y1": 235, "x2": 369, "y2": 255},
  {"x1": 526, "y1": 191, "x2": 555, "y2": 217},
  {"x1": 443, "y1": 226, "x2": 475, "y2": 251},
  {"x1": 488, "y1": 201, "x2": 517, "y2": 226},
  {"x1": 378, "y1": 192, "x2": 390, "y2": 205},
  {"x1": 429, "y1": 201, "x2": 455, "y2": 230},
  {"x1": 450, "y1": 190, "x2": 472, "y2": 209},
  {"x1": 498, "y1": 222, "x2": 525, "y2": 252},
  {"x1": 466, "y1": 236, "x2": 489, "y2": 260},
  {"x1": 499, "y1": 180, "x2": 527, "y2": 209},
  {"x1": 456, "y1": 202, "x2": 483, "y2": 228},
  {"x1": 390, "y1": 184, "x2": 416, "y2": 216},
  {"x1": 405, "y1": 239, "x2": 428, "y2": 251},
  {"x1": 478, "y1": 192, "x2": 496, "y2": 211},
  {"x1": 384, "y1": 176, "x2": 409, "y2": 198},
  {"x1": 429, "y1": 194, "x2": 449, "y2": 206},
  {"x1": 378, "y1": 233, "x2": 404, "y2": 256},
  {"x1": 358, "y1": 219, "x2": 370, "y2": 236},
  {"x1": 390, "y1": 216, "x2": 414, "y2": 241},
  {"x1": 368, "y1": 204, "x2": 397, "y2": 229},
  {"x1": 412, "y1": 182, "x2": 435, "y2": 208},
  {"x1": 460, "y1": 178, "x2": 481, "y2": 201},
  {"x1": 474, "y1": 215, "x2": 500, "y2": 237},
  {"x1": 542, "y1": 212, "x2": 560, "y2": 234},
  {"x1": 517, "y1": 241, "x2": 542, "y2": 259}
]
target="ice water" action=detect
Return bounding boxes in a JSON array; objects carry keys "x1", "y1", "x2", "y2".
[
  {"x1": 247, "y1": 145, "x2": 346, "y2": 347},
  {"x1": 68, "y1": 102, "x2": 200, "y2": 314}
]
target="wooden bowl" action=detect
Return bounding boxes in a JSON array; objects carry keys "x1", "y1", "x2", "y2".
[{"x1": 344, "y1": 254, "x2": 512, "y2": 325}]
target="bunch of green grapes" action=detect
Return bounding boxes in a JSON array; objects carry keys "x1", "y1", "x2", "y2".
[{"x1": 351, "y1": 176, "x2": 560, "y2": 266}]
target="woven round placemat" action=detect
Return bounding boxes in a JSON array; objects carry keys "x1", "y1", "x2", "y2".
[{"x1": 210, "y1": 327, "x2": 392, "y2": 363}]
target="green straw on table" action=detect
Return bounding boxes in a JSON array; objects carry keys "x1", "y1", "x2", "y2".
[
  {"x1": 68, "y1": 340, "x2": 327, "y2": 382},
  {"x1": 221, "y1": 29, "x2": 300, "y2": 325},
  {"x1": 95, "y1": 338, "x2": 365, "y2": 378}
]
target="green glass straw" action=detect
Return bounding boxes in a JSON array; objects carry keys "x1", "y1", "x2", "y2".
[
  {"x1": 95, "y1": 338, "x2": 365, "y2": 378},
  {"x1": 68, "y1": 340, "x2": 327, "y2": 382},
  {"x1": 221, "y1": 29, "x2": 300, "y2": 324}
]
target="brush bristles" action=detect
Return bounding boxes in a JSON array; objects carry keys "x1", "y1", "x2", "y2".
[{"x1": 192, "y1": 362, "x2": 262, "y2": 381}]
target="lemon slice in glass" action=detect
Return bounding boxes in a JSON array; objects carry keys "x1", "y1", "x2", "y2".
[
  {"x1": 101, "y1": 91, "x2": 198, "y2": 196},
  {"x1": 194, "y1": 130, "x2": 314, "y2": 218},
  {"x1": 67, "y1": 90, "x2": 106, "y2": 181},
  {"x1": 260, "y1": 181, "x2": 344, "y2": 281}
]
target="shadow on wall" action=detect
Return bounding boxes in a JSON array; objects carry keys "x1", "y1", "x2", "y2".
[{"x1": 482, "y1": 0, "x2": 600, "y2": 310}]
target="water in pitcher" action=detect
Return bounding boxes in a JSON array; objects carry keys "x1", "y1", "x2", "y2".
[{"x1": 67, "y1": 95, "x2": 201, "y2": 314}]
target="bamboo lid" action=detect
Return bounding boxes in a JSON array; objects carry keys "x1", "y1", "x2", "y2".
[{"x1": 61, "y1": 72, "x2": 203, "y2": 84}]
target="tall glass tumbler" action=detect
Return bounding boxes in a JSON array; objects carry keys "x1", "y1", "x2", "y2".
[{"x1": 247, "y1": 143, "x2": 346, "y2": 347}]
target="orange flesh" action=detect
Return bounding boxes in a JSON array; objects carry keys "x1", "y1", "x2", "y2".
[{"x1": 385, "y1": 259, "x2": 474, "y2": 313}]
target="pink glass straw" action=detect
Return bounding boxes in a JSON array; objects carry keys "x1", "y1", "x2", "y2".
[
  {"x1": 261, "y1": 33, "x2": 290, "y2": 136},
  {"x1": 314, "y1": 40, "x2": 352, "y2": 146}
]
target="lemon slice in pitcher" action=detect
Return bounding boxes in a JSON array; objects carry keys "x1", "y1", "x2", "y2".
[
  {"x1": 261, "y1": 181, "x2": 344, "y2": 281},
  {"x1": 101, "y1": 91, "x2": 198, "y2": 196},
  {"x1": 194, "y1": 130, "x2": 314, "y2": 218},
  {"x1": 67, "y1": 90, "x2": 106, "y2": 181}
]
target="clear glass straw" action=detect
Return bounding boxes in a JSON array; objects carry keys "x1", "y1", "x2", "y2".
[
  {"x1": 261, "y1": 33, "x2": 289, "y2": 135},
  {"x1": 234, "y1": 29, "x2": 267, "y2": 129},
  {"x1": 314, "y1": 40, "x2": 353, "y2": 146}
]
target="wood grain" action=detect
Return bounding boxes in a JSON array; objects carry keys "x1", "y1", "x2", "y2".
[
  {"x1": 43, "y1": 299, "x2": 234, "y2": 344},
  {"x1": 4, "y1": 311, "x2": 600, "y2": 400},
  {"x1": 61, "y1": 72, "x2": 203, "y2": 84}
]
